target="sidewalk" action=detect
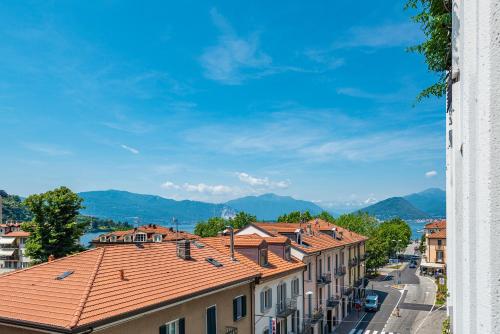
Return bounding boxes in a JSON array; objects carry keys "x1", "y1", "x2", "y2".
[{"x1": 333, "y1": 310, "x2": 367, "y2": 334}]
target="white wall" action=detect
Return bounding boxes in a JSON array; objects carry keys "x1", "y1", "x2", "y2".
[
  {"x1": 254, "y1": 273, "x2": 304, "y2": 334},
  {"x1": 448, "y1": 0, "x2": 500, "y2": 332}
]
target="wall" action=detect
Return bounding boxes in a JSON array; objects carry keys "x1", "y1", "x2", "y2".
[
  {"x1": 426, "y1": 238, "x2": 446, "y2": 264},
  {"x1": 448, "y1": 0, "x2": 500, "y2": 333},
  {"x1": 0, "y1": 282, "x2": 254, "y2": 334}
]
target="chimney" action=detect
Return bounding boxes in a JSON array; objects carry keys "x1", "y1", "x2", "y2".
[
  {"x1": 226, "y1": 226, "x2": 236, "y2": 261},
  {"x1": 177, "y1": 239, "x2": 191, "y2": 260},
  {"x1": 48, "y1": 255, "x2": 55, "y2": 262},
  {"x1": 119, "y1": 269, "x2": 127, "y2": 281},
  {"x1": 306, "y1": 224, "x2": 312, "y2": 235}
]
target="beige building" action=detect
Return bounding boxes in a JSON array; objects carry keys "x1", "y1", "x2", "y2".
[
  {"x1": 0, "y1": 241, "x2": 258, "y2": 334},
  {"x1": 421, "y1": 220, "x2": 446, "y2": 275}
]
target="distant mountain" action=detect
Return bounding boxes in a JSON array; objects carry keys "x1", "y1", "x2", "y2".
[
  {"x1": 225, "y1": 193, "x2": 325, "y2": 221},
  {"x1": 404, "y1": 188, "x2": 446, "y2": 218},
  {"x1": 357, "y1": 197, "x2": 430, "y2": 220},
  {"x1": 79, "y1": 190, "x2": 235, "y2": 225}
]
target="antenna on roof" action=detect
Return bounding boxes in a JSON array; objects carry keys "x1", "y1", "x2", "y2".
[{"x1": 173, "y1": 217, "x2": 178, "y2": 241}]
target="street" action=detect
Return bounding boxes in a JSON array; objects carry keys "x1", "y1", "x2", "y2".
[{"x1": 335, "y1": 242, "x2": 445, "y2": 334}]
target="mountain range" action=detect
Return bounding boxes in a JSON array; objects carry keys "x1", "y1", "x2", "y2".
[{"x1": 1, "y1": 188, "x2": 445, "y2": 225}]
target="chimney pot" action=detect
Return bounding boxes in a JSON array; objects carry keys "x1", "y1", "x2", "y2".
[
  {"x1": 48, "y1": 255, "x2": 55, "y2": 262},
  {"x1": 177, "y1": 240, "x2": 191, "y2": 260}
]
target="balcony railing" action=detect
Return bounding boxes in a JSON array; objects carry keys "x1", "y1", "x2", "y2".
[
  {"x1": 342, "y1": 287, "x2": 353, "y2": 296},
  {"x1": 316, "y1": 272, "x2": 332, "y2": 285},
  {"x1": 225, "y1": 326, "x2": 238, "y2": 334},
  {"x1": 326, "y1": 295, "x2": 340, "y2": 308},
  {"x1": 334, "y1": 266, "x2": 346, "y2": 277},
  {"x1": 310, "y1": 309, "x2": 324, "y2": 324},
  {"x1": 276, "y1": 298, "x2": 297, "y2": 318}
]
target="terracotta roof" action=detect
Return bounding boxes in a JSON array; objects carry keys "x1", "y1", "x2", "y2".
[
  {"x1": 427, "y1": 229, "x2": 446, "y2": 239},
  {"x1": 93, "y1": 225, "x2": 198, "y2": 243},
  {"x1": 226, "y1": 236, "x2": 265, "y2": 248},
  {"x1": 4, "y1": 231, "x2": 30, "y2": 237},
  {"x1": 0, "y1": 242, "x2": 259, "y2": 331},
  {"x1": 425, "y1": 220, "x2": 446, "y2": 230},
  {"x1": 202, "y1": 236, "x2": 305, "y2": 280},
  {"x1": 252, "y1": 221, "x2": 367, "y2": 254}
]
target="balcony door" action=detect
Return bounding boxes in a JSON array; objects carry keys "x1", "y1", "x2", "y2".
[
  {"x1": 277, "y1": 282, "x2": 287, "y2": 311},
  {"x1": 206, "y1": 305, "x2": 216, "y2": 334}
]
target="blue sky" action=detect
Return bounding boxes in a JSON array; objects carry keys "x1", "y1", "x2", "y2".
[{"x1": 0, "y1": 1, "x2": 445, "y2": 211}]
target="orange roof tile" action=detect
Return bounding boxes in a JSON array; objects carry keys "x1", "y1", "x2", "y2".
[
  {"x1": 0, "y1": 243, "x2": 259, "y2": 331},
  {"x1": 427, "y1": 229, "x2": 446, "y2": 239},
  {"x1": 93, "y1": 225, "x2": 198, "y2": 243},
  {"x1": 202, "y1": 236, "x2": 304, "y2": 280},
  {"x1": 425, "y1": 220, "x2": 446, "y2": 230},
  {"x1": 4, "y1": 231, "x2": 30, "y2": 237}
]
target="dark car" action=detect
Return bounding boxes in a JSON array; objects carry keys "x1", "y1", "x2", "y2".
[{"x1": 409, "y1": 262, "x2": 417, "y2": 268}]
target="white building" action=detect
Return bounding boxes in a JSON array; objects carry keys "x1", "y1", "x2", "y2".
[
  {"x1": 0, "y1": 225, "x2": 30, "y2": 272},
  {"x1": 447, "y1": 0, "x2": 500, "y2": 332}
]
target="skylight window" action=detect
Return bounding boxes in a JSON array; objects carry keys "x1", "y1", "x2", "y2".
[
  {"x1": 55, "y1": 270, "x2": 74, "y2": 280},
  {"x1": 206, "y1": 257, "x2": 223, "y2": 267}
]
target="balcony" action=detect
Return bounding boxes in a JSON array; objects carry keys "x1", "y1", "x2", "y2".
[
  {"x1": 316, "y1": 272, "x2": 332, "y2": 285},
  {"x1": 225, "y1": 326, "x2": 238, "y2": 334},
  {"x1": 342, "y1": 287, "x2": 353, "y2": 296},
  {"x1": 310, "y1": 309, "x2": 324, "y2": 324},
  {"x1": 334, "y1": 266, "x2": 346, "y2": 277},
  {"x1": 326, "y1": 295, "x2": 340, "y2": 308},
  {"x1": 348, "y1": 257, "x2": 359, "y2": 268},
  {"x1": 276, "y1": 298, "x2": 297, "y2": 318}
]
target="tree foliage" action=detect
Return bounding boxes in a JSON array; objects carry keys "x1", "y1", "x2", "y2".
[
  {"x1": 277, "y1": 210, "x2": 313, "y2": 224},
  {"x1": 194, "y1": 211, "x2": 257, "y2": 237},
  {"x1": 22, "y1": 186, "x2": 88, "y2": 263},
  {"x1": 0, "y1": 190, "x2": 32, "y2": 222},
  {"x1": 315, "y1": 211, "x2": 336, "y2": 223},
  {"x1": 335, "y1": 212, "x2": 378, "y2": 237},
  {"x1": 405, "y1": 0, "x2": 452, "y2": 102}
]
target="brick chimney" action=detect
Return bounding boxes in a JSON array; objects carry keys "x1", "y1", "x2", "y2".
[{"x1": 177, "y1": 239, "x2": 191, "y2": 260}]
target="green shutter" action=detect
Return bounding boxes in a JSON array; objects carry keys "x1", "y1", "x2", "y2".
[
  {"x1": 179, "y1": 318, "x2": 185, "y2": 334},
  {"x1": 233, "y1": 298, "x2": 238, "y2": 321},
  {"x1": 242, "y1": 295, "x2": 247, "y2": 317},
  {"x1": 159, "y1": 324, "x2": 167, "y2": 334}
]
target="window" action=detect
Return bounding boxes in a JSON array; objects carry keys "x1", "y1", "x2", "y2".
[
  {"x1": 327, "y1": 256, "x2": 331, "y2": 271},
  {"x1": 319, "y1": 287, "x2": 323, "y2": 305},
  {"x1": 123, "y1": 235, "x2": 132, "y2": 242},
  {"x1": 438, "y1": 239, "x2": 442, "y2": 246},
  {"x1": 318, "y1": 258, "x2": 323, "y2": 276},
  {"x1": 277, "y1": 282, "x2": 287, "y2": 311},
  {"x1": 260, "y1": 248, "x2": 268, "y2": 266},
  {"x1": 307, "y1": 262, "x2": 312, "y2": 281},
  {"x1": 206, "y1": 305, "x2": 217, "y2": 334},
  {"x1": 260, "y1": 288, "x2": 273, "y2": 312},
  {"x1": 134, "y1": 233, "x2": 146, "y2": 242},
  {"x1": 109, "y1": 235, "x2": 117, "y2": 242},
  {"x1": 284, "y1": 245, "x2": 291, "y2": 261},
  {"x1": 100, "y1": 236, "x2": 106, "y2": 242},
  {"x1": 233, "y1": 295, "x2": 247, "y2": 321},
  {"x1": 291, "y1": 278, "x2": 300, "y2": 297},
  {"x1": 153, "y1": 234, "x2": 163, "y2": 242},
  {"x1": 159, "y1": 318, "x2": 185, "y2": 334}
]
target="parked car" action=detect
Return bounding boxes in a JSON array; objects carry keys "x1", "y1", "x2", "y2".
[
  {"x1": 409, "y1": 262, "x2": 417, "y2": 268},
  {"x1": 364, "y1": 294, "x2": 379, "y2": 312}
]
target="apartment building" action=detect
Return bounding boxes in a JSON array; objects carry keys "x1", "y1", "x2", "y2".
[
  {"x1": 92, "y1": 224, "x2": 198, "y2": 246},
  {"x1": 203, "y1": 233, "x2": 305, "y2": 334},
  {"x1": 237, "y1": 220, "x2": 367, "y2": 334},
  {"x1": 0, "y1": 241, "x2": 259, "y2": 334},
  {"x1": 421, "y1": 220, "x2": 446, "y2": 276},
  {"x1": 0, "y1": 222, "x2": 30, "y2": 271}
]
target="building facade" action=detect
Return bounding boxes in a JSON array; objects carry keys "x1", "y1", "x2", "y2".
[
  {"x1": 447, "y1": 0, "x2": 500, "y2": 332},
  {"x1": 0, "y1": 223, "x2": 30, "y2": 271}
]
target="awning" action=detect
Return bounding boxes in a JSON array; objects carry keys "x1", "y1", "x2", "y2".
[
  {"x1": 0, "y1": 249, "x2": 16, "y2": 256},
  {"x1": 420, "y1": 259, "x2": 445, "y2": 269},
  {"x1": 0, "y1": 237, "x2": 15, "y2": 245}
]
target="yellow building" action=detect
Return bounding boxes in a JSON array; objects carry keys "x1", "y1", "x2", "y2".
[{"x1": 421, "y1": 220, "x2": 446, "y2": 275}]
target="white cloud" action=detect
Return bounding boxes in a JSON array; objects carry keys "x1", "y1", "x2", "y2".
[
  {"x1": 425, "y1": 170, "x2": 437, "y2": 178},
  {"x1": 236, "y1": 172, "x2": 290, "y2": 189},
  {"x1": 161, "y1": 180, "x2": 235, "y2": 195},
  {"x1": 199, "y1": 8, "x2": 273, "y2": 85},
  {"x1": 334, "y1": 23, "x2": 422, "y2": 49},
  {"x1": 24, "y1": 143, "x2": 72, "y2": 156},
  {"x1": 121, "y1": 144, "x2": 140, "y2": 154}
]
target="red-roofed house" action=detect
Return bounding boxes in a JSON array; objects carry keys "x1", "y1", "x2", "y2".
[
  {"x1": 0, "y1": 222, "x2": 30, "y2": 272},
  {"x1": 421, "y1": 220, "x2": 447, "y2": 275}
]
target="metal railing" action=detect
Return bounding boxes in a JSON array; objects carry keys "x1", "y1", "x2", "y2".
[
  {"x1": 316, "y1": 272, "x2": 332, "y2": 285},
  {"x1": 310, "y1": 309, "x2": 324, "y2": 324},
  {"x1": 334, "y1": 266, "x2": 346, "y2": 277},
  {"x1": 326, "y1": 295, "x2": 340, "y2": 308},
  {"x1": 276, "y1": 298, "x2": 297, "y2": 318}
]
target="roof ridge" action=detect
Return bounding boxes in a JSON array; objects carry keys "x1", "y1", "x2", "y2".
[
  {"x1": 68, "y1": 247, "x2": 106, "y2": 329},
  {"x1": 0, "y1": 248, "x2": 101, "y2": 279}
]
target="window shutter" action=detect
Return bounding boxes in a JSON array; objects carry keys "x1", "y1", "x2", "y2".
[
  {"x1": 260, "y1": 291, "x2": 265, "y2": 313},
  {"x1": 159, "y1": 325, "x2": 167, "y2": 334},
  {"x1": 233, "y1": 298, "x2": 238, "y2": 321},
  {"x1": 242, "y1": 295, "x2": 247, "y2": 317},
  {"x1": 179, "y1": 318, "x2": 185, "y2": 334},
  {"x1": 269, "y1": 289, "x2": 273, "y2": 307}
]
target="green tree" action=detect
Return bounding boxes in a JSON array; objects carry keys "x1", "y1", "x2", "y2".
[
  {"x1": 377, "y1": 218, "x2": 412, "y2": 257},
  {"x1": 419, "y1": 233, "x2": 427, "y2": 253},
  {"x1": 315, "y1": 211, "x2": 336, "y2": 223},
  {"x1": 229, "y1": 211, "x2": 256, "y2": 229},
  {"x1": 0, "y1": 190, "x2": 32, "y2": 222},
  {"x1": 277, "y1": 210, "x2": 313, "y2": 224},
  {"x1": 194, "y1": 217, "x2": 227, "y2": 237},
  {"x1": 405, "y1": 0, "x2": 452, "y2": 102},
  {"x1": 335, "y1": 212, "x2": 379, "y2": 237},
  {"x1": 22, "y1": 187, "x2": 87, "y2": 263}
]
